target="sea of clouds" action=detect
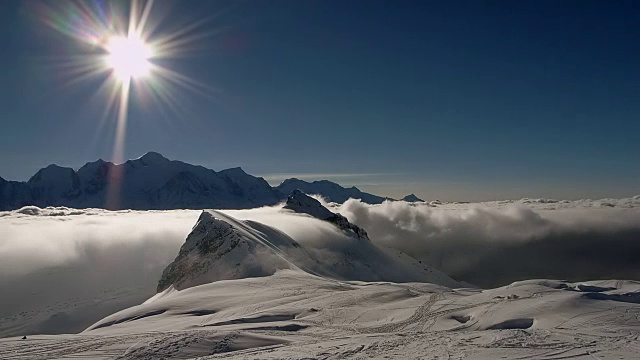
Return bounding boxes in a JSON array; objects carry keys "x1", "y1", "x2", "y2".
[
  {"x1": 334, "y1": 196, "x2": 640, "y2": 287},
  {"x1": 2, "y1": 196, "x2": 639, "y2": 287}
]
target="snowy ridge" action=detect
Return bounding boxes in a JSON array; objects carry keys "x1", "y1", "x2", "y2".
[
  {"x1": 157, "y1": 191, "x2": 460, "y2": 292},
  {"x1": 156, "y1": 210, "x2": 308, "y2": 292}
]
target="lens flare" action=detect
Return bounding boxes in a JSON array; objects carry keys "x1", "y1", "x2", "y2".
[{"x1": 33, "y1": 0, "x2": 217, "y2": 209}]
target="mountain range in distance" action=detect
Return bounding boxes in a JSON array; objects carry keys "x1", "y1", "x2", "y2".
[{"x1": 0, "y1": 152, "x2": 423, "y2": 210}]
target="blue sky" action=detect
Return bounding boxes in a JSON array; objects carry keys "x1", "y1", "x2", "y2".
[{"x1": 0, "y1": 0, "x2": 638, "y2": 201}]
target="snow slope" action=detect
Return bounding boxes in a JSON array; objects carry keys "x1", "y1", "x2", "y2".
[{"x1": 2, "y1": 271, "x2": 639, "y2": 359}]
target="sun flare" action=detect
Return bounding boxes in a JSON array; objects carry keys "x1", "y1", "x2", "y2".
[
  {"x1": 34, "y1": 0, "x2": 213, "y2": 208},
  {"x1": 105, "y1": 35, "x2": 153, "y2": 80}
]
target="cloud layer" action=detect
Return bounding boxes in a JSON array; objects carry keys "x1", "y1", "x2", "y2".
[
  {"x1": 0, "y1": 207, "x2": 198, "y2": 278},
  {"x1": 334, "y1": 196, "x2": 640, "y2": 287},
  {"x1": 0, "y1": 208, "x2": 199, "y2": 336}
]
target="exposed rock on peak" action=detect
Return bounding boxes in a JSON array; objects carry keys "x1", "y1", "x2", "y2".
[
  {"x1": 284, "y1": 190, "x2": 369, "y2": 240},
  {"x1": 284, "y1": 190, "x2": 334, "y2": 219},
  {"x1": 157, "y1": 210, "x2": 303, "y2": 292}
]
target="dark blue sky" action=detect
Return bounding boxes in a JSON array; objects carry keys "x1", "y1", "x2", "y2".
[{"x1": 1, "y1": 0, "x2": 638, "y2": 201}]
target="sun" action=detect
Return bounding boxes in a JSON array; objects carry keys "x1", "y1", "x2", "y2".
[{"x1": 105, "y1": 35, "x2": 153, "y2": 80}]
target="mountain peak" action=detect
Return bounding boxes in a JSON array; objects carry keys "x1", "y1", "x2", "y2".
[
  {"x1": 402, "y1": 193, "x2": 424, "y2": 202},
  {"x1": 284, "y1": 190, "x2": 334, "y2": 220},
  {"x1": 284, "y1": 190, "x2": 369, "y2": 240},
  {"x1": 276, "y1": 178, "x2": 386, "y2": 204},
  {"x1": 28, "y1": 164, "x2": 76, "y2": 184},
  {"x1": 278, "y1": 178, "x2": 301, "y2": 186},
  {"x1": 135, "y1": 151, "x2": 170, "y2": 165},
  {"x1": 157, "y1": 210, "x2": 298, "y2": 292},
  {"x1": 220, "y1": 167, "x2": 248, "y2": 175},
  {"x1": 0, "y1": 154, "x2": 393, "y2": 210}
]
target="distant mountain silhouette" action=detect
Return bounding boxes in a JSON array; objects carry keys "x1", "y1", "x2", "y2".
[
  {"x1": 276, "y1": 178, "x2": 387, "y2": 204},
  {"x1": 0, "y1": 152, "x2": 390, "y2": 210},
  {"x1": 401, "y1": 193, "x2": 424, "y2": 202}
]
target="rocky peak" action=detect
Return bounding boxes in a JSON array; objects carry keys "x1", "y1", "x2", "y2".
[
  {"x1": 284, "y1": 190, "x2": 334, "y2": 219},
  {"x1": 402, "y1": 193, "x2": 424, "y2": 202},
  {"x1": 284, "y1": 190, "x2": 369, "y2": 240},
  {"x1": 156, "y1": 211, "x2": 296, "y2": 292}
]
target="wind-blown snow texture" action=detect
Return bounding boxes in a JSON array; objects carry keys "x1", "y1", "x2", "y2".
[
  {"x1": 0, "y1": 152, "x2": 388, "y2": 210},
  {"x1": 3, "y1": 271, "x2": 640, "y2": 359}
]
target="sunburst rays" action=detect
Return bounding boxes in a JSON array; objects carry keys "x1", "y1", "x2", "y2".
[{"x1": 33, "y1": 0, "x2": 218, "y2": 208}]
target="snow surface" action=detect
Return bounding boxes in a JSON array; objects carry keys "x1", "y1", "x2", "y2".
[{"x1": 1, "y1": 271, "x2": 639, "y2": 359}]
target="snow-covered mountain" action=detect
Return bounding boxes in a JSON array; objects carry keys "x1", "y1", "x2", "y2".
[
  {"x1": 276, "y1": 178, "x2": 388, "y2": 204},
  {"x1": 0, "y1": 176, "x2": 35, "y2": 209},
  {"x1": 0, "y1": 153, "x2": 393, "y2": 210},
  {"x1": 157, "y1": 190, "x2": 460, "y2": 292}
]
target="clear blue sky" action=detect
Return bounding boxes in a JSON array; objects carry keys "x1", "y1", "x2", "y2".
[{"x1": 0, "y1": 0, "x2": 638, "y2": 201}]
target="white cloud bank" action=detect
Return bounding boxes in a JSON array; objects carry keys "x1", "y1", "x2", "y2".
[
  {"x1": 334, "y1": 196, "x2": 640, "y2": 287},
  {"x1": 0, "y1": 207, "x2": 199, "y2": 278},
  {"x1": 2, "y1": 197, "x2": 640, "y2": 287},
  {"x1": 0, "y1": 208, "x2": 199, "y2": 336}
]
